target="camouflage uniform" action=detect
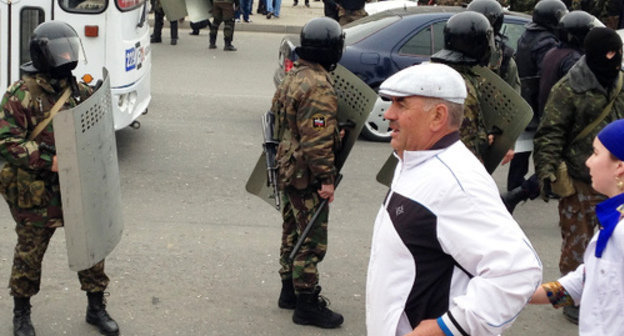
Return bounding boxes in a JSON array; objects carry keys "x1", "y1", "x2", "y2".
[
  {"x1": 534, "y1": 56, "x2": 624, "y2": 275},
  {"x1": 450, "y1": 65, "x2": 489, "y2": 162},
  {"x1": 271, "y1": 59, "x2": 341, "y2": 294},
  {"x1": 491, "y1": 39, "x2": 521, "y2": 93},
  {"x1": 210, "y1": 0, "x2": 239, "y2": 44},
  {"x1": 509, "y1": 0, "x2": 537, "y2": 13},
  {"x1": 571, "y1": 0, "x2": 621, "y2": 29},
  {"x1": 0, "y1": 74, "x2": 109, "y2": 297},
  {"x1": 151, "y1": 0, "x2": 178, "y2": 42}
]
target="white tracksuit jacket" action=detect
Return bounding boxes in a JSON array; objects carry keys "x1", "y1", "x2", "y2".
[{"x1": 366, "y1": 133, "x2": 543, "y2": 336}]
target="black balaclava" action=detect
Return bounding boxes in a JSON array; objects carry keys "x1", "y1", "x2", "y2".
[{"x1": 585, "y1": 27, "x2": 623, "y2": 89}]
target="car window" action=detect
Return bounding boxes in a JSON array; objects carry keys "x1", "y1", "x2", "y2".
[
  {"x1": 398, "y1": 20, "x2": 445, "y2": 56},
  {"x1": 501, "y1": 22, "x2": 525, "y2": 51},
  {"x1": 344, "y1": 16, "x2": 400, "y2": 46}
]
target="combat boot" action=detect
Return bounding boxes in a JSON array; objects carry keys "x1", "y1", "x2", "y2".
[
  {"x1": 292, "y1": 287, "x2": 343, "y2": 328},
  {"x1": 150, "y1": 34, "x2": 162, "y2": 43},
  {"x1": 278, "y1": 279, "x2": 297, "y2": 309},
  {"x1": 224, "y1": 40, "x2": 237, "y2": 51},
  {"x1": 501, "y1": 186, "x2": 529, "y2": 214},
  {"x1": 13, "y1": 297, "x2": 35, "y2": 336},
  {"x1": 209, "y1": 34, "x2": 217, "y2": 49},
  {"x1": 86, "y1": 292, "x2": 120, "y2": 336}
]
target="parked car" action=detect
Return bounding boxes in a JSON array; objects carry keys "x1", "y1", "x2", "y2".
[{"x1": 273, "y1": 5, "x2": 531, "y2": 141}]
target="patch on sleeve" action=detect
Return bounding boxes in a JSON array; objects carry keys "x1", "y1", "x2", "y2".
[{"x1": 312, "y1": 114, "x2": 326, "y2": 129}]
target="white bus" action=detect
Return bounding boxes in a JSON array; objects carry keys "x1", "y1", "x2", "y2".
[{"x1": 0, "y1": 0, "x2": 151, "y2": 130}]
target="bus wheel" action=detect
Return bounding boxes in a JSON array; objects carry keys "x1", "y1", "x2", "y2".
[{"x1": 130, "y1": 121, "x2": 141, "y2": 129}]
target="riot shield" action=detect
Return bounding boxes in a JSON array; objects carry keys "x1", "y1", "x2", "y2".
[
  {"x1": 375, "y1": 65, "x2": 533, "y2": 186},
  {"x1": 246, "y1": 64, "x2": 377, "y2": 207},
  {"x1": 186, "y1": 0, "x2": 212, "y2": 22},
  {"x1": 471, "y1": 65, "x2": 533, "y2": 174},
  {"x1": 160, "y1": 0, "x2": 188, "y2": 21},
  {"x1": 54, "y1": 68, "x2": 123, "y2": 271}
]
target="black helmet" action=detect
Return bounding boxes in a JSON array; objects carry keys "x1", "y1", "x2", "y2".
[
  {"x1": 533, "y1": 0, "x2": 568, "y2": 31},
  {"x1": 431, "y1": 12, "x2": 494, "y2": 66},
  {"x1": 557, "y1": 10, "x2": 599, "y2": 49},
  {"x1": 295, "y1": 17, "x2": 345, "y2": 71},
  {"x1": 467, "y1": 0, "x2": 504, "y2": 35},
  {"x1": 20, "y1": 21, "x2": 83, "y2": 74}
]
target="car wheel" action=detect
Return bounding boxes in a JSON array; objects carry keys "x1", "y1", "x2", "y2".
[{"x1": 360, "y1": 96, "x2": 391, "y2": 142}]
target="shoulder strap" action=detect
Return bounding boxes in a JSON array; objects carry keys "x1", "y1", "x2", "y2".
[
  {"x1": 28, "y1": 88, "x2": 72, "y2": 141},
  {"x1": 573, "y1": 73, "x2": 623, "y2": 143}
]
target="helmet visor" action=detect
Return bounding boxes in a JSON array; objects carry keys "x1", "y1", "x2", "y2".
[{"x1": 38, "y1": 35, "x2": 84, "y2": 68}]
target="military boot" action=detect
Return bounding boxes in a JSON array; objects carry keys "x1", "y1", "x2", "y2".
[
  {"x1": 209, "y1": 34, "x2": 217, "y2": 49},
  {"x1": 278, "y1": 279, "x2": 297, "y2": 309},
  {"x1": 292, "y1": 287, "x2": 343, "y2": 328},
  {"x1": 86, "y1": 292, "x2": 120, "y2": 336},
  {"x1": 501, "y1": 186, "x2": 529, "y2": 214},
  {"x1": 13, "y1": 297, "x2": 35, "y2": 336},
  {"x1": 224, "y1": 40, "x2": 237, "y2": 51}
]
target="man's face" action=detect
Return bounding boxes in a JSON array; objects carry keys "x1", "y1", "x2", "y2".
[{"x1": 383, "y1": 96, "x2": 433, "y2": 158}]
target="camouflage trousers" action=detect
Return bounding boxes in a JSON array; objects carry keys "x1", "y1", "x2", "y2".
[
  {"x1": 279, "y1": 186, "x2": 328, "y2": 294},
  {"x1": 557, "y1": 179, "x2": 605, "y2": 275},
  {"x1": 9, "y1": 224, "x2": 109, "y2": 297},
  {"x1": 338, "y1": 8, "x2": 367, "y2": 26},
  {"x1": 210, "y1": 2, "x2": 236, "y2": 42}
]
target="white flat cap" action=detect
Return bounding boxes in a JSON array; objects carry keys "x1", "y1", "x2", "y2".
[{"x1": 378, "y1": 63, "x2": 467, "y2": 104}]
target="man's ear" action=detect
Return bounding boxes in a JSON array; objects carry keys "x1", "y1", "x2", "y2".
[{"x1": 429, "y1": 103, "x2": 449, "y2": 132}]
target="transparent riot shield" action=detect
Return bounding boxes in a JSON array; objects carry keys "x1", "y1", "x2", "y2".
[{"x1": 54, "y1": 68, "x2": 123, "y2": 271}]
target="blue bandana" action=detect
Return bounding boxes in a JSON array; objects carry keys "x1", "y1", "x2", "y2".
[
  {"x1": 595, "y1": 193, "x2": 624, "y2": 258},
  {"x1": 597, "y1": 119, "x2": 624, "y2": 161}
]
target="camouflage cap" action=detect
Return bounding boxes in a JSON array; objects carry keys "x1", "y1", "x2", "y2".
[{"x1": 378, "y1": 63, "x2": 467, "y2": 104}]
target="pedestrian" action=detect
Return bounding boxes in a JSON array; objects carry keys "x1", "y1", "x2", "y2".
[
  {"x1": 366, "y1": 62, "x2": 542, "y2": 336},
  {"x1": 530, "y1": 118, "x2": 624, "y2": 336},
  {"x1": 266, "y1": 0, "x2": 281, "y2": 19},
  {"x1": 507, "y1": 0, "x2": 568, "y2": 208},
  {"x1": 210, "y1": 0, "x2": 239, "y2": 50},
  {"x1": 271, "y1": 17, "x2": 345, "y2": 329},
  {"x1": 238, "y1": 0, "x2": 253, "y2": 22},
  {"x1": 533, "y1": 27, "x2": 624, "y2": 324},
  {"x1": 151, "y1": 0, "x2": 179, "y2": 45},
  {"x1": 336, "y1": 0, "x2": 368, "y2": 26},
  {"x1": 431, "y1": 11, "x2": 513, "y2": 167},
  {"x1": 0, "y1": 21, "x2": 119, "y2": 336}
]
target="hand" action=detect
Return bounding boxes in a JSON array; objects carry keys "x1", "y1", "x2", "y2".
[
  {"x1": 51, "y1": 155, "x2": 58, "y2": 172},
  {"x1": 318, "y1": 183, "x2": 335, "y2": 203},
  {"x1": 339, "y1": 129, "x2": 346, "y2": 139},
  {"x1": 403, "y1": 319, "x2": 445, "y2": 336},
  {"x1": 541, "y1": 178, "x2": 559, "y2": 202},
  {"x1": 500, "y1": 149, "x2": 514, "y2": 165}
]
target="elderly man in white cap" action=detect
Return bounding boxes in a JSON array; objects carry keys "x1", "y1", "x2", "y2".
[{"x1": 365, "y1": 63, "x2": 543, "y2": 336}]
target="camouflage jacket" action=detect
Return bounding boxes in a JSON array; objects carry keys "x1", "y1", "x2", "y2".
[
  {"x1": 0, "y1": 73, "x2": 92, "y2": 227},
  {"x1": 534, "y1": 56, "x2": 624, "y2": 184},
  {"x1": 571, "y1": 0, "x2": 621, "y2": 26},
  {"x1": 453, "y1": 65, "x2": 489, "y2": 162},
  {"x1": 272, "y1": 60, "x2": 341, "y2": 189},
  {"x1": 492, "y1": 40, "x2": 521, "y2": 94}
]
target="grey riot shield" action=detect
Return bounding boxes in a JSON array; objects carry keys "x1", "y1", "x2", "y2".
[
  {"x1": 471, "y1": 65, "x2": 533, "y2": 174},
  {"x1": 54, "y1": 68, "x2": 123, "y2": 271},
  {"x1": 376, "y1": 65, "x2": 533, "y2": 186},
  {"x1": 186, "y1": 0, "x2": 212, "y2": 22},
  {"x1": 246, "y1": 64, "x2": 376, "y2": 207},
  {"x1": 160, "y1": 0, "x2": 188, "y2": 21}
]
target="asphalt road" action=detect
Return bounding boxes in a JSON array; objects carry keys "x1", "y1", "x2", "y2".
[{"x1": 0, "y1": 31, "x2": 578, "y2": 335}]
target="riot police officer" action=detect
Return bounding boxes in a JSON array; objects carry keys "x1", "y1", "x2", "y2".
[
  {"x1": 508, "y1": 0, "x2": 568, "y2": 206},
  {"x1": 0, "y1": 21, "x2": 119, "y2": 336},
  {"x1": 467, "y1": 0, "x2": 521, "y2": 92},
  {"x1": 271, "y1": 17, "x2": 344, "y2": 329},
  {"x1": 431, "y1": 11, "x2": 496, "y2": 163}
]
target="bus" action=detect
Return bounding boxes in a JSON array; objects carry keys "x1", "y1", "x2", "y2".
[{"x1": 0, "y1": 0, "x2": 151, "y2": 130}]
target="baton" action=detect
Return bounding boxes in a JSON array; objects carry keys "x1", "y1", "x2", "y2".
[{"x1": 288, "y1": 173, "x2": 343, "y2": 262}]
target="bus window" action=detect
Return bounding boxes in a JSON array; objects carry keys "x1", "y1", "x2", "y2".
[
  {"x1": 59, "y1": 0, "x2": 107, "y2": 13},
  {"x1": 116, "y1": 0, "x2": 145, "y2": 11},
  {"x1": 19, "y1": 8, "x2": 44, "y2": 69}
]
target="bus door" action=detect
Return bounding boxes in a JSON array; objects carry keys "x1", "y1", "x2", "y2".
[{"x1": 0, "y1": 0, "x2": 50, "y2": 92}]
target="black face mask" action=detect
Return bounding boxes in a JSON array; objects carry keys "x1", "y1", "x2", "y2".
[
  {"x1": 49, "y1": 61, "x2": 77, "y2": 79},
  {"x1": 584, "y1": 28, "x2": 623, "y2": 89}
]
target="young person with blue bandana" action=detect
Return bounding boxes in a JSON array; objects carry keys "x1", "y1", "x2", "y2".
[{"x1": 530, "y1": 118, "x2": 624, "y2": 335}]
